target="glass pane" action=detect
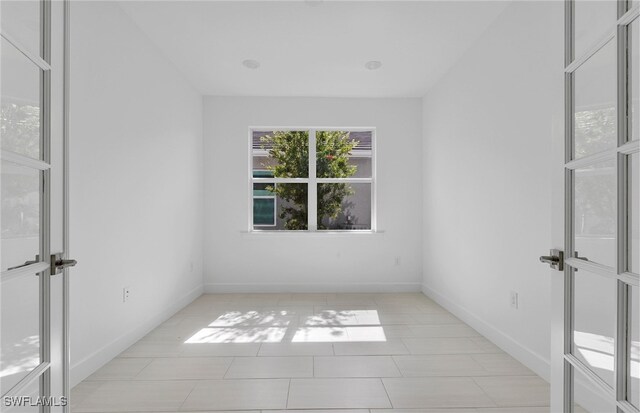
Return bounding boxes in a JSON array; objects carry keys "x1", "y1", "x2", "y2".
[
  {"x1": 574, "y1": 0, "x2": 617, "y2": 60},
  {"x1": 317, "y1": 183, "x2": 371, "y2": 230},
  {"x1": 629, "y1": 285, "x2": 640, "y2": 409},
  {"x1": 573, "y1": 269, "x2": 616, "y2": 388},
  {"x1": 574, "y1": 40, "x2": 616, "y2": 159},
  {"x1": 3, "y1": 377, "x2": 41, "y2": 412},
  {"x1": 1, "y1": 37, "x2": 41, "y2": 159},
  {"x1": 252, "y1": 183, "x2": 307, "y2": 230},
  {"x1": 631, "y1": 18, "x2": 639, "y2": 142},
  {"x1": 0, "y1": 0, "x2": 41, "y2": 57},
  {"x1": 630, "y1": 153, "x2": 639, "y2": 273},
  {"x1": 316, "y1": 131, "x2": 372, "y2": 178},
  {"x1": 0, "y1": 272, "x2": 40, "y2": 393},
  {"x1": 573, "y1": 364, "x2": 616, "y2": 413},
  {"x1": 253, "y1": 180, "x2": 276, "y2": 227},
  {"x1": 1, "y1": 161, "x2": 40, "y2": 272},
  {"x1": 252, "y1": 130, "x2": 308, "y2": 178},
  {"x1": 574, "y1": 159, "x2": 615, "y2": 267}
]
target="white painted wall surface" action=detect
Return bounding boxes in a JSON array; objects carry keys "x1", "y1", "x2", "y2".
[
  {"x1": 68, "y1": 1, "x2": 204, "y2": 386},
  {"x1": 421, "y1": 1, "x2": 564, "y2": 381},
  {"x1": 203, "y1": 97, "x2": 422, "y2": 292}
]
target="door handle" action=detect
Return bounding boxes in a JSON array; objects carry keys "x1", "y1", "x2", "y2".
[
  {"x1": 50, "y1": 253, "x2": 77, "y2": 275},
  {"x1": 6, "y1": 255, "x2": 40, "y2": 271},
  {"x1": 540, "y1": 249, "x2": 564, "y2": 271}
]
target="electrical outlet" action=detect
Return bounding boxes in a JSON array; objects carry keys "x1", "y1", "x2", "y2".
[
  {"x1": 123, "y1": 287, "x2": 131, "y2": 303},
  {"x1": 510, "y1": 291, "x2": 519, "y2": 309}
]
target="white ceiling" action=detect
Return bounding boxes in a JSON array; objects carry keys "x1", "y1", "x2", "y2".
[{"x1": 118, "y1": 1, "x2": 510, "y2": 97}]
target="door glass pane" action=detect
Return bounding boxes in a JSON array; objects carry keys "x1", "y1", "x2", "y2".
[
  {"x1": 573, "y1": 364, "x2": 616, "y2": 412},
  {"x1": 629, "y1": 285, "x2": 640, "y2": 409},
  {"x1": 316, "y1": 131, "x2": 372, "y2": 178},
  {"x1": 1, "y1": 37, "x2": 41, "y2": 159},
  {"x1": 252, "y1": 183, "x2": 307, "y2": 230},
  {"x1": 252, "y1": 130, "x2": 308, "y2": 178},
  {"x1": 3, "y1": 376, "x2": 41, "y2": 412},
  {"x1": 630, "y1": 153, "x2": 639, "y2": 273},
  {"x1": 0, "y1": 273, "x2": 41, "y2": 393},
  {"x1": 631, "y1": 18, "x2": 639, "y2": 142},
  {"x1": 0, "y1": 0, "x2": 40, "y2": 57},
  {"x1": 1, "y1": 161, "x2": 40, "y2": 272},
  {"x1": 574, "y1": 0, "x2": 617, "y2": 60},
  {"x1": 574, "y1": 159, "x2": 616, "y2": 267},
  {"x1": 317, "y1": 183, "x2": 371, "y2": 230},
  {"x1": 573, "y1": 269, "x2": 616, "y2": 388},
  {"x1": 574, "y1": 40, "x2": 616, "y2": 159}
]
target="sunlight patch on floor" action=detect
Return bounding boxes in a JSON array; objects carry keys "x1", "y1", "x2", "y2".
[
  {"x1": 208, "y1": 310, "x2": 292, "y2": 327},
  {"x1": 185, "y1": 327, "x2": 287, "y2": 343},
  {"x1": 302, "y1": 310, "x2": 381, "y2": 326},
  {"x1": 185, "y1": 309, "x2": 387, "y2": 344},
  {"x1": 292, "y1": 326, "x2": 386, "y2": 343}
]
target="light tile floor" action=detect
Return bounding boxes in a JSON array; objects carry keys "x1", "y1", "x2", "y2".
[{"x1": 72, "y1": 293, "x2": 550, "y2": 412}]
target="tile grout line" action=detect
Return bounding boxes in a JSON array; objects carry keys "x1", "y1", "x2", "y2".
[
  {"x1": 222, "y1": 356, "x2": 235, "y2": 379},
  {"x1": 285, "y1": 378, "x2": 292, "y2": 409},
  {"x1": 388, "y1": 354, "x2": 404, "y2": 378},
  {"x1": 176, "y1": 379, "x2": 198, "y2": 412},
  {"x1": 470, "y1": 376, "x2": 500, "y2": 408},
  {"x1": 378, "y1": 377, "x2": 394, "y2": 409},
  {"x1": 127, "y1": 357, "x2": 156, "y2": 381}
]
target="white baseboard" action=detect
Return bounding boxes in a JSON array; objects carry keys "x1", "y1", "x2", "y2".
[
  {"x1": 422, "y1": 283, "x2": 550, "y2": 382},
  {"x1": 204, "y1": 282, "x2": 422, "y2": 293},
  {"x1": 70, "y1": 284, "x2": 203, "y2": 388}
]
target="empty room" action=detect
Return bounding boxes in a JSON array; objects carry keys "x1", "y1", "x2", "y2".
[{"x1": 1, "y1": 0, "x2": 638, "y2": 412}]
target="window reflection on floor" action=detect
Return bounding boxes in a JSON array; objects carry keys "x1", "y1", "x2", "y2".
[{"x1": 184, "y1": 309, "x2": 387, "y2": 344}]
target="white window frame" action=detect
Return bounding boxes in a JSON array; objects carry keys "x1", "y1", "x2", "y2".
[{"x1": 248, "y1": 127, "x2": 377, "y2": 233}]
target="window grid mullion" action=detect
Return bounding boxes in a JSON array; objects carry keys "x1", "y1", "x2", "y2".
[{"x1": 308, "y1": 129, "x2": 317, "y2": 231}]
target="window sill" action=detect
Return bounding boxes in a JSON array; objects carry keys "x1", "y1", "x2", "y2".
[{"x1": 241, "y1": 230, "x2": 385, "y2": 237}]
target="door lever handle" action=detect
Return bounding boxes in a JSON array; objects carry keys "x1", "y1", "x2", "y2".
[
  {"x1": 50, "y1": 253, "x2": 77, "y2": 275},
  {"x1": 56, "y1": 258, "x2": 77, "y2": 269},
  {"x1": 540, "y1": 255, "x2": 559, "y2": 264},
  {"x1": 6, "y1": 255, "x2": 40, "y2": 271},
  {"x1": 539, "y1": 249, "x2": 564, "y2": 271}
]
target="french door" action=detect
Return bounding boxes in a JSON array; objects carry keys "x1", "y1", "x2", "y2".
[
  {"x1": 1, "y1": 0, "x2": 70, "y2": 411},
  {"x1": 561, "y1": 0, "x2": 639, "y2": 411}
]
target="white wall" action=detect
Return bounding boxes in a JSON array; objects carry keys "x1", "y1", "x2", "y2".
[
  {"x1": 69, "y1": 1, "x2": 203, "y2": 386},
  {"x1": 204, "y1": 97, "x2": 422, "y2": 292},
  {"x1": 421, "y1": 1, "x2": 564, "y2": 381}
]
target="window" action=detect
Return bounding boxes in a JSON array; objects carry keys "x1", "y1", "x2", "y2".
[
  {"x1": 253, "y1": 171, "x2": 276, "y2": 227},
  {"x1": 250, "y1": 128, "x2": 375, "y2": 232}
]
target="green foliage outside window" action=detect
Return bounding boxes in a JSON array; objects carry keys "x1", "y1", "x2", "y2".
[{"x1": 260, "y1": 131, "x2": 359, "y2": 230}]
